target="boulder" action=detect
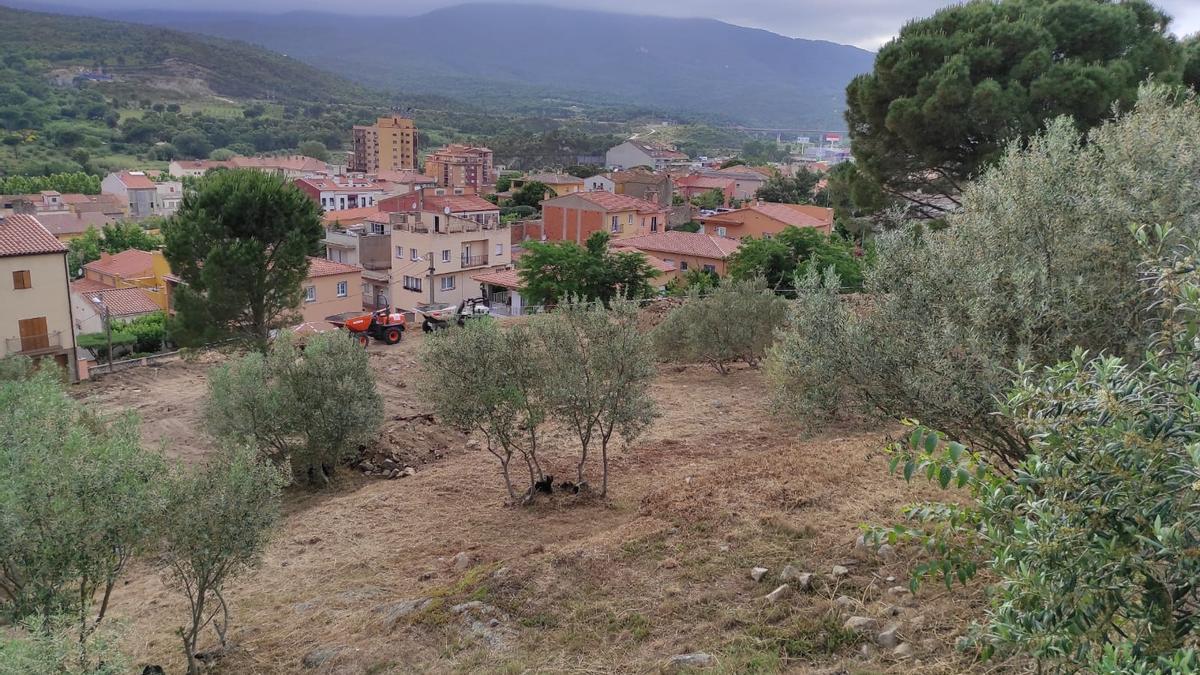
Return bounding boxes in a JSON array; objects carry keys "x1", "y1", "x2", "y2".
[
  {"x1": 876, "y1": 543, "x2": 896, "y2": 560},
  {"x1": 750, "y1": 566, "x2": 768, "y2": 582},
  {"x1": 374, "y1": 598, "x2": 432, "y2": 624},
  {"x1": 831, "y1": 565, "x2": 849, "y2": 577},
  {"x1": 843, "y1": 616, "x2": 877, "y2": 633},
  {"x1": 893, "y1": 643, "x2": 915, "y2": 660},
  {"x1": 876, "y1": 622, "x2": 901, "y2": 648},
  {"x1": 764, "y1": 584, "x2": 790, "y2": 603},
  {"x1": 664, "y1": 652, "x2": 716, "y2": 672}
]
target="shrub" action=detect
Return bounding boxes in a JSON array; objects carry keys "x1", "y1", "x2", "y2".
[
  {"x1": 655, "y1": 278, "x2": 789, "y2": 374},
  {"x1": 0, "y1": 615, "x2": 127, "y2": 675},
  {"x1": 769, "y1": 85, "x2": 1200, "y2": 465},
  {"x1": 204, "y1": 332, "x2": 382, "y2": 486}
]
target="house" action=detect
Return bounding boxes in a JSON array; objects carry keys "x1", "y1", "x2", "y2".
[
  {"x1": 155, "y1": 181, "x2": 183, "y2": 217},
  {"x1": 82, "y1": 249, "x2": 174, "y2": 311},
  {"x1": 674, "y1": 175, "x2": 736, "y2": 207},
  {"x1": 510, "y1": 173, "x2": 584, "y2": 197},
  {"x1": 322, "y1": 206, "x2": 382, "y2": 229},
  {"x1": 229, "y1": 155, "x2": 329, "y2": 178},
  {"x1": 423, "y1": 144, "x2": 494, "y2": 190},
  {"x1": 101, "y1": 171, "x2": 159, "y2": 220},
  {"x1": 301, "y1": 257, "x2": 363, "y2": 323},
  {"x1": 585, "y1": 174, "x2": 615, "y2": 192},
  {"x1": 69, "y1": 280, "x2": 161, "y2": 336},
  {"x1": 697, "y1": 202, "x2": 834, "y2": 239},
  {"x1": 605, "y1": 140, "x2": 690, "y2": 171},
  {"x1": 379, "y1": 189, "x2": 501, "y2": 228},
  {"x1": 0, "y1": 214, "x2": 78, "y2": 380},
  {"x1": 168, "y1": 159, "x2": 234, "y2": 178},
  {"x1": 294, "y1": 176, "x2": 386, "y2": 213},
  {"x1": 322, "y1": 216, "x2": 393, "y2": 310},
  {"x1": 696, "y1": 166, "x2": 771, "y2": 201},
  {"x1": 538, "y1": 192, "x2": 670, "y2": 244},
  {"x1": 609, "y1": 169, "x2": 674, "y2": 207},
  {"x1": 472, "y1": 267, "x2": 525, "y2": 316},
  {"x1": 372, "y1": 169, "x2": 438, "y2": 194},
  {"x1": 350, "y1": 116, "x2": 417, "y2": 174},
  {"x1": 382, "y1": 209, "x2": 512, "y2": 310},
  {"x1": 612, "y1": 231, "x2": 741, "y2": 277},
  {"x1": 36, "y1": 211, "x2": 120, "y2": 242}
]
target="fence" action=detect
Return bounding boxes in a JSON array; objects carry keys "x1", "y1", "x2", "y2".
[{"x1": 87, "y1": 349, "x2": 184, "y2": 377}]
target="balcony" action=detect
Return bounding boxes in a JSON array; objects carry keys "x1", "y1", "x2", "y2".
[
  {"x1": 5, "y1": 331, "x2": 63, "y2": 355},
  {"x1": 461, "y1": 254, "x2": 489, "y2": 268}
]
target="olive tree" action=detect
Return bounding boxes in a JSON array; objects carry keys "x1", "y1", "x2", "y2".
[
  {"x1": 205, "y1": 331, "x2": 382, "y2": 486},
  {"x1": 420, "y1": 319, "x2": 547, "y2": 502},
  {"x1": 160, "y1": 444, "x2": 286, "y2": 675},
  {"x1": 0, "y1": 615, "x2": 127, "y2": 675},
  {"x1": 654, "y1": 278, "x2": 789, "y2": 374},
  {"x1": 874, "y1": 232, "x2": 1200, "y2": 672},
  {"x1": 770, "y1": 85, "x2": 1200, "y2": 466},
  {"x1": 0, "y1": 368, "x2": 165, "y2": 663},
  {"x1": 536, "y1": 300, "x2": 658, "y2": 496}
]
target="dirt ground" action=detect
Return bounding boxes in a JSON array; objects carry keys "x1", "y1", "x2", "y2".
[{"x1": 78, "y1": 329, "x2": 996, "y2": 674}]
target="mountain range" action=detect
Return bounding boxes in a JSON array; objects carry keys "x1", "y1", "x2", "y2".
[{"x1": 86, "y1": 3, "x2": 874, "y2": 129}]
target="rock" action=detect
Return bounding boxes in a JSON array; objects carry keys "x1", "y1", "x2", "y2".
[
  {"x1": 375, "y1": 598, "x2": 432, "y2": 624},
  {"x1": 885, "y1": 585, "x2": 912, "y2": 600},
  {"x1": 834, "y1": 595, "x2": 856, "y2": 610},
  {"x1": 452, "y1": 600, "x2": 487, "y2": 614},
  {"x1": 660, "y1": 557, "x2": 679, "y2": 569},
  {"x1": 301, "y1": 646, "x2": 343, "y2": 669},
  {"x1": 452, "y1": 551, "x2": 471, "y2": 571},
  {"x1": 909, "y1": 615, "x2": 926, "y2": 629},
  {"x1": 381, "y1": 459, "x2": 399, "y2": 471},
  {"x1": 492, "y1": 567, "x2": 510, "y2": 580},
  {"x1": 884, "y1": 605, "x2": 902, "y2": 617},
  {"x1": 876, "y1": 543, "x2": 897, "y2": 560},
  {"x1": 778, "y1": 564, "x2": 800, "y2": 581},
  {"x1": 764, "y1": 584, "x2": 790, "y2": 603},
  {"x1": 402, "y1": 466, "x2": 417, "y2": 477},
  {"x1": 750, "y1": 566, "x2": 768, "y2": 582},
  {"x1": 876, "y1": 622, "x2": 901, "y2": 648},
  {"x1": 712, "y1": 400, "x2": 723, "y2": 409},
  {"x1": 141, "y1": 667, "x2": 165, "y2": 675},
  {"x1": 893, "y1": 643, "x2": 915, "y2": 660},
  {"x1": 858, "y1": 644, "x2": 875, "y2": 659},
  {"x1": 831, "y1": 565, "x2": 849, "y2": 577},
  {"x1": 718, "y1": 544, "x2": 730, "y2": 553},
  {"x1": 844, "y1": 616, "x2": 877, "y2": 633},
  {"x1": 855, "y1": 533, "x2": 868, "y2": 550},
  {"x1": 794, "y1": 573, "x2": 813, "y2": 590},
  {"x1": 886, "y1": 575, "x2": 896, "y2": 583},
  {"x1": 664, "y1": 652, "x2": 716, "y2": 672},
  {"x1": 359, "y1": 462, "x2": 376, "y2": 473}
]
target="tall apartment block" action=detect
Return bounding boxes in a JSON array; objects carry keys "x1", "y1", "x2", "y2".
[
  {"x1": 423, "y1": 144, "x2": 494, "y2": 190},
  {"x1": 350, "y1": 116, "x2": 418, "y2": 173}
]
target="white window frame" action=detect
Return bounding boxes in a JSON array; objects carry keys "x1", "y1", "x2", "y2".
[
  {"x1": 610, "y1": 216, "x2": 619, "y2": 233},
  {"x1": 716, "y1": 226, "x2": 727, "y2": 237},
  {"x1": 495, "y1": 243, "x2": 503, "y2": 256},
  {"x1": 411, "y1": 249, "x2": 420, "y2": 262},
  {"x1": 441, "y1": 249, "x2": 451, "y2": 263},
  {"x1": 440, "y1": 276, "x2": 455, "y2": 291},
  {"x1": 396, "y1": 245, "x2": 404, "y2": 259},
  {"x1": 336, "y1": 281, "x2": 348, "y2": 297},
  {"x1": 304, "y1": 286, "x2": 316, "y2": 302}
]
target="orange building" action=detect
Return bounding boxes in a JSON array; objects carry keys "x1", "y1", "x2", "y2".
[
  {"x1": 350, "y1": 116, "x2": 418, "y2": 174},
  {"x1": 538, "y1": 192, "x2": 670, "y2": 244},
  {"x1": 423, "y1": 144, "x2": 494, "y2": 190},
  {"x1": 613, "y1": 231, "x2": 741, "y2": 277},
  {"x1": 697, "y1": 202, "x2": 833, "y2": 239},
  {"x1": 300, "y1": 257, "x2": 363, "y2": 323}
]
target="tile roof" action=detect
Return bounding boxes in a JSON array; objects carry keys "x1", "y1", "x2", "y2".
[
  {"x1": 611, "y1": 246, "x2": 676, "y2": 274},
  {"x1": 373, "y1": 170, "x2": 437, "y2": 184},
  {"x1": 380, "y1": 191, "x2": 498, "y2": 214},
  {"x1": 675, "y1": 175, "x2": 735, "y2": 190},
  {"x1": 297, "y1": 177, "x2": 385, "y2": 193},
  {"x1": 306, "y1": 256, "x2": 362, "y2": 278},
  {"x1": 322, "y1": 206, "x2": 382, "y2": 225},
  {"x1": 84, "y1": 249, "x2": 155, "y2": 279},
  {"x1": 703, "y1": 203, "x2": 834, "y2": 230},
  {"x1": 544, "y1": 191, "x2": 665, "y2": 214},
  {"x1": 231, "y1": 155, "x2": 327, "y2": 173},
  {"x1": 615, "y1": 231, "x2": 741, "y2": 260},
  {"x1": 626, "y1": 140, "x2": 689, "y2": 160},
  {"x1": 0, "y1": 214, "x2": 68, "y2": 257},
  {"x1": 113, "y1": 171, "x2": 156, "y2": 190},
  {"x1": 609, "y1": 169, "x2": 669, "y2": 184},
  {"x1": 73, "y1": 285, "x2": 160, "y2": 317},
  {"x1": 70, "y1": 278, "x2": 112, "y2": 293},
  {"x1": 522, "y1": 172, "x2": 584, "y2": 185},
  {"x1": 36, "y1": 211, "x2": 119, "y2": 237},
  {"x1": 472, "y1": 267, "x2": 522, "y2": 290}
]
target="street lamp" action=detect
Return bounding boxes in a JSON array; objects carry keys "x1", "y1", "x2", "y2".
[{"x1": 90, "y1": 296, "x2": 113, "y2": 371}]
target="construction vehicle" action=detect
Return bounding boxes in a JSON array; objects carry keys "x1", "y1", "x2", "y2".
[
  {"x1": 415, "y1": 297, "x2": 491, "y2": 332},
  {"x1": 325, "y1": 307, "x2": 407, "y2": 346}
]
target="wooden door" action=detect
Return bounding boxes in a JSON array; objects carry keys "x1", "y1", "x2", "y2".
[{"x1": 18, "y1": 317, "x2": 49, "y2": 352}]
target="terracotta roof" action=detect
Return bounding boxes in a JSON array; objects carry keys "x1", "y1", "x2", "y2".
[
  {"x1": 173, "y1": 159, "x2": 233, "y2": 170},
  {"x1": 609, "y1": 169, "x2": 669, "y2": 185},
  {"x1": 373, "y1": 170, "x2": 437, "y2": 184},
  {"x1": 70, "y1": 278, "x2": 112, "y2": 293},
  {"x1": 615, "y1": 231, "x2": 741, "y2": 260},
  {"x1": 36, "y1": 211, "x2": 119, "y2": 236},
  {"x1": 706, "y1": 167, "x2": 769, "y2": 181},
  {"x1": 0, "y1": 214, "x2": 68, "y2": 257},
  {"x1": 612, "y1": 246, "x2": 675, "y2": 274},
  {"x1": 232, "y1": 155, "x2": 327, "y2": 173},
  {"x1": 380, "y1": 191, "x2": 498, "y2": 214},
  {"x1": 112, "y1": 171, "x2": 156, "y2": 190},
  {"x1": 74, "y1": 285, "x2": 160, "y2": 317},
  {"x1": 544, "y1": 191, "x2": 665, "y2": 214},
  {"x1": 297, "y1": 177, "x2": 385, "y2": 193},
  {"x1": 307, "y1": 256, "x2": 362, "y2": 278},
  {"x1": 522, "y1": 173, "x2": 584, "y2": 185},
  {"x1": 675, "y1": 175, "x2": 734, "y2": 190},
  {"x1": 472, "y1": 267, "x2": 523, "y2": 290},
  {"x1": 322, "y1": 206, "x2": 381, "y2": 225},
  {"x1": 84, "y1": 249, "x2": 154, "y2": 279},
  {"x1": 702, "y1": 203, "x2": 833, "y2": 231}
]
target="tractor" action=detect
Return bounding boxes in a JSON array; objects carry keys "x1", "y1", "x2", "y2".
[
  {"x1": 415, "y1": 297, "x2": 492, "y2": 332},
  {"x1": 325, "y1": 307, "x2": 407, "y2": 346}
]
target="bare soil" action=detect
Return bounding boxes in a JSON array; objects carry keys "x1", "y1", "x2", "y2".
[{"x1": 80, "y1": 330, "x2": 995, "y2": 674}]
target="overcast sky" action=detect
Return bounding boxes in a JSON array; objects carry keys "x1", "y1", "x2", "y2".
[{"x1": 36, "y1": 0, "x2": 1200, "y2": 49}]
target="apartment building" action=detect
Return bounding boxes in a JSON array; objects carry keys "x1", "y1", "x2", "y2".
[
  {"x1": 605, "y1": 140, "x2": 690, "y2": 171},
  {"x1": 423, "y1": 144, "x2": 494, "y2": 190},
  {"x1": 0, "y1": 214, "x2": 78, "y2": 380},
  {"x1": 101, "y1": 171, "x2": 158, "y2": 220},
  {"x1": 295, "y1": 176, "x2": 387, "y2": 212},
  {"x1": 350, "y1": 116, "x2": 418, "y2": 174},
  {"x1": 386, "y1": 210, "x2": 511, "y2": 309},
  {"x1": 538, "y1": 191, "x2": 670, "y2": 244},
  {"x1": 300, "y1": 257, "x2": 362, "y2": 323}
]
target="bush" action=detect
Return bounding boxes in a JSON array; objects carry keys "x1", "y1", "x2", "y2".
[
  {"x1": 0, "y1": 615, "x2": 127, "y2": 675},
  {"x1": 77, "y1": 330, "x2": 137, "y2": 360},
  {"x1": 204, "y1": 332, "x2": 382, "y2": 486},
  {"x1": 769, "y1": 85, "x2": 1200, "y2": 465},
  {"x1": 113, "y1": 311, "x2": 168, "y2": 353},
  {"x1": 655, "y1": 278, "x2": 789, "y2": 374},
  {"x1": 875, "y1": 233, "x2": 1200, "y2": 671}
]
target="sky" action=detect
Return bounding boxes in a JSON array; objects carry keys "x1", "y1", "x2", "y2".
[{"x1": 31, "y1": 0, "x2": 1200, "y2": 49}]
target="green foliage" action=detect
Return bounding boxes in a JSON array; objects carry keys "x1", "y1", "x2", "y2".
[
  {"x1": 160, "y1": 444, "x2": 286, "y2": 675},
  {"x1": 754, "y1": 169, "x2": 819, "y2": 204},
  {"x1": 846, "y1": 0, "x2": 1184, "y2": 210},
  {"x1": 113, "y1": 311, "x2": 168, "y2": 353},
  {"x1": 0, "y1": 615, "x2": 128, "y2": 675},
  {"x1": 565, "y1": 164, "x2": 603, "y2": 178},
  {"x1": 77, "y1": 330, "x2": 137, "y2": 360},
  {"x1": 719, "y1": 158, "x2": 746, "y2": 169},
  {"x1": 67, "y1": 222, "x2": 162, "y2": 278},
  {"x1": 727, "y1": 226, "x2": 865, "y2": 291},
  {"x1": 494, "y1": 171, "x2": 521, "y2": 192},
  {"x1": 0, "y1": 172, "x2": 99, "y2": 195},
  {"x1": 690, "y1": 188, "x2": 725, "y2": 210},
  {"x1": 0, "y1": 355, "x2": 35, "y2": 382},
  {"x1": 164, "y1": 169, "x2": 323, "y2": 348},
  {"x1": 770, "y1": 86, "x2": 1200, "y2": 464},
  {"x1": 205, "y1": 332, "x2": 383, "y2": 486},
  {"x1": 654, "y1": 278, "x2": 789, "y2": 374},
  {"x1": 509, "y1": 180, "x2": 551, "y2": 209},
  {"x1": 421, "y1": 319, "x2": 547, "y2": 502},
  {"x1": 671, "y1": 220, "x2": 701, "y2": 233},
  {"x1": 665, "y1": 268, "x2": 719, "y2": 297},
  {"x1": 0, "y1": 369, "x2": 165, "y2": 652},
  {"x1": 517, "y1": 231, "x2": 658, "y2": 307},
  {"x1": 297, "y1": 140, "x2": 329, "y2": 162}
]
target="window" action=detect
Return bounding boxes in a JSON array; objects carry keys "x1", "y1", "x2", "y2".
[
  {"x1": 304, "y1": 286, "x2": 316, "y2": 302},
  {"x1": 370, "y1": 222, "x2": 384, "y2": 235},
  {"x1": 703, "y1": 264, "x2": 716, "y2": 273},
  {"x1": 716, "y1": 226, "x2": 727, "y2": 237},
  {"x1": 395, "y1": 246, "x2": 404, "y2": 259},
  {"x1": 650, "y1": 217, "x2": 658, "y2": 232},
  {"x1": 411, "y1": 249, "x2": 419, "y2": 262},
  {"x1": 440, "y1": 276, "x2": 455, "y2": 291},
  {"x1": 495, "y1": 243, "x2": 503, "y2": 257},
  {"x1": 403, "y1": 275, "x2": 422, "y2": 291},
  {"x1": 610, "y1": 216, "x2": 619, "y2": 233},
  {"x1": 336, "y1": 281, "x2": 348, "y2": 297},
  {"x1": 627, "y1": 214, "x2": 633, "y2": 224},
  {"x1": 441, "y1": 249, "x2": 451, "y2": 263},
  {"x1": 680, "y1": 261, "x2": 689, "y2": 271},
  {"x1": 12, "y1": 270, "x2": 31, "y2": 290}
]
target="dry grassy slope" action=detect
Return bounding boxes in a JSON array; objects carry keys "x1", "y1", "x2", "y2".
[{"x1": 85, "y1": 333, "x2": 990, "y2": 674}]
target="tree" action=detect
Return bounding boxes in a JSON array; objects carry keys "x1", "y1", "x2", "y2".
[
  {"x1": 517, "y1": 231, "x2": 658, "y2": 307},
  {"x1": 171, "y1": 129, "x2": 212, "y2": 159},
  {"x1": 163, "y1": 169, "x2": 323, "y2": 348},
  {"x1": 114, "y1": 311, "x2": 168, "y2": 353},
  {"x1": 160, "y1": 444, "x2": 285, "y2": 675},
  {"x1": 67, "y1": 223, "x2": 162, "y2": 277},
  {"x1": 727, "y1": 225, "x2": 865, "y2": 291},
  {"x1": 845, "y1": 0, "x2": 1184, "y2": 214},
  {"x1": 690, "y1": 188, "x2": 725, "y2": 210},
  {"x1": 0, "y1": 369, "x2": 164, "y2": 662},
  {"x1": 421, "y1": 320, "x2": 548, "y2": 502},
  {"x1": 770, "y1": 85, "x2": 1200, "y2": 466},
  {"x1": 0, "y1": 615, "x2": 127, "y2": 675},
  {"x1": 654, "y1": 278, "x2": 789, "y2": 374},
  {"x1": 208, "y1": 148, "x2": 234, "y2": 161},
  {"x1": 494, "y1": 171, "x2": 521, "y2": 193},
  {"x1": 535, "y1": 300, "x2": 657, "y2": 496},
  {"x1": 509, "y1": 180, "x2": 551, "y2": 209},
  {"x1": 754, "y1": 168, "x2": 820, "y2": 204},
  {"x1": 297, "y1": 140, "x2": 329, "y2": 162},
  {"x1": 205, "y1": 331, "x2": 382, "y2": 486}
]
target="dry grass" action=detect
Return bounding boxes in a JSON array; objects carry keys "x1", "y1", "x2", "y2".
[{"x1": 80, "y1": 332, "x2": 1000, "y2": 674}]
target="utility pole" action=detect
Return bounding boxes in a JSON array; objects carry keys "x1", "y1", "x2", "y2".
[{"x1": 427, "y1": 250, "x2": 435, "y2": 305}]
